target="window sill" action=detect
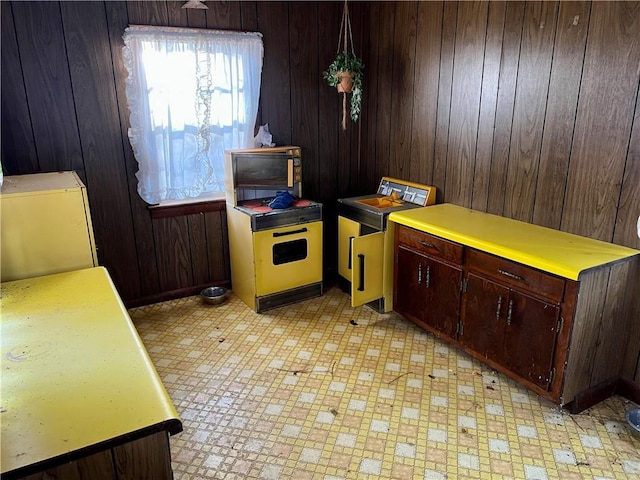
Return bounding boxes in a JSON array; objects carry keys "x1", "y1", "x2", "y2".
[{"x1": 148, "y1": 198, "x2": 226, "y2": 219}]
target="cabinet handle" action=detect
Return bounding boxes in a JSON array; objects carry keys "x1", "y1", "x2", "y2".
[
  {"x1": 496, "y1": 295, "x2": 503, "y2": 319},
  {"x1": 419, "y1": 240, "x2": 437, "y2": 249},
  {"x1": 425, "y1": 265, "x2": 431, "y2": 288},
  {"x1": 507, "y1": 299, "x2": 514, "y2": 325},
  {"x1": 348, "y1": 236, "x2": 354, "y2": 270},
  {"x1": 418, "y1": 263, "x2": 422, "y2": 284},
  {"x1": 498, "y1": 269, "x2": 524, "y2": 281},
  {"x1": 358, "y1": 254, "x2": 365, "y2": 291}
]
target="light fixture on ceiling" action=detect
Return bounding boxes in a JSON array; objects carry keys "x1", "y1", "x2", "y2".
[{"x1": 182, "y1": 0, "x2": 208, "y2": 9}]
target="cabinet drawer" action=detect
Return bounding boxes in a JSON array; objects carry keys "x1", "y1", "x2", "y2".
[
  {"x1": 466, "y1": 249, "x2": 565, "y2": 303},
  {"x1": 397, "y1": 226, "x2": 463, "y2": 265}
]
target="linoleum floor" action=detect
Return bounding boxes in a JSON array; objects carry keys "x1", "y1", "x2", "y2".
[{"x1": 128, "y1": 287, "x2": 640, "y2": 479}]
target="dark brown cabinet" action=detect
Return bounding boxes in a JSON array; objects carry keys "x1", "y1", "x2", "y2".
[
  {"x1": 460, "y1": 273, "x2": 561, "y2": 391},
  {"x1": 390, "y1": 204, "x2": 640, "y2": 412},
  {"x1": 394, "y1": 227, "x2": 462, "y2": 338},
  {"x1": 394, "y1": 224, "x2": 571, "y2": 401}
]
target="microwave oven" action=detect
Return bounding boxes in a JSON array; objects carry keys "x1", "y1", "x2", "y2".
[{"x1": 224, "y1": 146, "x2": 302, "y2": 204}]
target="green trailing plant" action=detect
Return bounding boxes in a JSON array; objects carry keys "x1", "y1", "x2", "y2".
[{"x1": 323, "y1": 52, "x2": 364, "y2": 127}]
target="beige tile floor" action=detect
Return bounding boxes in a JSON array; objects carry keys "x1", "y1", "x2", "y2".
[{"x1": 129, "y1": 286, "x2": 640, "y2": 480}]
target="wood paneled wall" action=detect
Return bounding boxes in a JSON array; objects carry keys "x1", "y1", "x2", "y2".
[
  {"x1": 2, "y1": 1, "x2": 639, "y2": 379},
  {"x1": 360, "y1": 0, "x2": 640, "y2": 381},
  {"x1": 1, "y1": 1, "x2": 362, "y2": 306}
]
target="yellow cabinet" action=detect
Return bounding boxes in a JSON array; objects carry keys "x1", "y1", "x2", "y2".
[{"x1": 1, "y1": 171, "x2": 98, "y2": 282}]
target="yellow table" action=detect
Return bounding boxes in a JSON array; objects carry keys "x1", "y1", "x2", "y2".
[
  {"x1": 1, "y1": 267, "x2": 182, "y2": 479},
  {"x1": 389, "y1": 203, "x2": 639, "y2": 280}
]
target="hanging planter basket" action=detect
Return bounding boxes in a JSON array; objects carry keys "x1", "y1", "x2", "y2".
[{"x1": 322, "y1": 0, "x2": 364, "y2": 130}]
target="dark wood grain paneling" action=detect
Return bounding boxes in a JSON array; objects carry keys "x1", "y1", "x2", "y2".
[
  {"x1": 409, "y1": 1, "x2": 443, "y2": 187},
  {"x1": 204, "y1": 210, "x2": 230, "y2": 282},
  {"x1": 444, "y1": 1, "x2": 488, "y2": 207},
  {"x1": 0, "y1": 2, "x2": 38, "y2": 175},
  {"x1": 533, "y1": 1, "x2": 590, "y2": 230},
  {"x1": 614, "y1": 80, "x2": 640, "y2": 250},
  {"x1": 187, "y1": 213, "x2": 210, "y2": 285},
  {"x1": 471, "y1": 1, "x2": 506, "y2": 211},
  {"x1": 290, "y1": 1, "x2": 320, "y2": 201},
  {"x1": 61, "y1": 1, "x2": 141, "y2": 299},
  {"x1": 388, "y1": 1, "x2": 418, "y2": 179},
  {"x1": 127, "y1": 0, "x2": 169, "y2": 26},
  {"x1": 11, "y1": 1, "x2": 84, "y2": 176},
  {"x1": 432, "y1": 1, "x2": 457, "y2": 203},
  {"x1": 105, "y1": 1, "x2": 162, "y2": 299},
  {"x1": 503, "y1": 1, "x2": 558, "y2": 222},
  {"x1": 153, "y1": 216, "x2": 194, "y2": 292},
  {"x1": 257, "y1": 1, "x2": 291, "y2": 146},
  {"x1": 561, "y1": 1, "x2": 640, "y2": 242},
  {"x1": 486, "y1": 1, "x2": 525, "y2": 215},
  {"x1": 205, "y1": 1, "x2": 241, "y2": 29},
  {"x1": 167, "y1": 1, "x2": 188, "y2": 26},
  {"x1": 362, "y1": 1, "x2": 383, "y2": 193},
  {"x1": 373, "y1": 2, "x2": 396, "y2": 187}
]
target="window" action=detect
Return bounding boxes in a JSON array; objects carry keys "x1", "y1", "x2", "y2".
[{"x1": 122, "y1": 25, "x2": 263, "y2": 205}]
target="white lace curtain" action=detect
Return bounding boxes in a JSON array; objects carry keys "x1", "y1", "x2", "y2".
[{"x1": 123, "y1": 25, "x2": 263, "y2": 204}]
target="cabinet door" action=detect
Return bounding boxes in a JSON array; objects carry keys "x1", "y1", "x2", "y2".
[
  {"x1": 503, "y1": 290, "x2": 560, "y2": 390},
  {"x1": 394, "y1": 246, "x2": 428, "y2": 325},
  {"x1": 460, "y1": 273, "x2": 509, "y2": 363},
  {"x1": 338, "y1": 216, "x2": 360, "y2": 280},
  {"x1": 351, "y1": 232, "x2": 385, "y2": 306},
  {"x1": 422, "y1": 256, "x2": 462, "y2": 337},
  {"x1": 395, "y1": 247, "x2": 461, "y2": 337}
]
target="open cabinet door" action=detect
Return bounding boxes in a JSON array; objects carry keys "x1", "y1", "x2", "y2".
[
  {"x1": 338, "y1": 216, "x2": 360, "y2": 280},
  {"x1": 351, "y1": 232, "x2": 385, "y2": 307}
]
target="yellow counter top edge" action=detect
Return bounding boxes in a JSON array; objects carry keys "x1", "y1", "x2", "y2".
[{"x1": 388, "y1": 206, "x2": 640, "y2": 281}]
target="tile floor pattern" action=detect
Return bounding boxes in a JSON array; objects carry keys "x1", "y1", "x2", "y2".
[{"x1": 129, "y1": 287, "x2": 640, "y2": 480}]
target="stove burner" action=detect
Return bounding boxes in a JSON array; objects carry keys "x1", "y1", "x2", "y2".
[
  {"x1": 292, "y1": 199, "x2": 312, "y2": 207},
  {"x1": 243, "y1": 201, "x2": 262, "y2": 208},
  {"x1": 252, "y1": 206, "x2": 273, "y2": 213}
]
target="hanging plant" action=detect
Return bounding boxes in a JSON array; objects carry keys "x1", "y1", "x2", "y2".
[{"x1": 322, "y1": 0, "x2": 364, "y2": 129}]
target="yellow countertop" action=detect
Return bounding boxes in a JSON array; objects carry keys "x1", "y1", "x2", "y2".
[
  {"x1": 1, "y1": 267, "x2": 182, "y2": 476},
  {"x1": 388, "y1": 204, "x2": 639, "y2": 280}
]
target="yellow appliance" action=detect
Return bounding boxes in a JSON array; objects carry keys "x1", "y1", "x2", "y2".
[
  {"x1": 337, "y1": 177, "x2": 436, "y2": 312},
  {"x1": 1, "y1": 171, "x2": 98, "y2": 282},
  {"x1": 225, "y1": 147, "x2": 323, "y2": 312}
]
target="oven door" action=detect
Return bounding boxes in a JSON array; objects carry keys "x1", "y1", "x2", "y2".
[{"x1": 253, "y1": 221, "x2": 323, "y2": 296}]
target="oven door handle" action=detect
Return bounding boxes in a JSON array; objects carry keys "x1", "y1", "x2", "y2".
[
  {"x1": 358, "y1": 253, "x2": 365, "y2": 291},
  {"x1": 273, "y1": 227, "x2": 308, "y2": 238}
]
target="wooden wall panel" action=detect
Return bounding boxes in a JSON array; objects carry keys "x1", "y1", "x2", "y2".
[
  {"x1": 204, "y1": 211, "x2": 230, "y2": 282},
  {"x1": 0, "y1": 2, "x2": 38, "y2": 175},
  {"x1": 257, "y1": 1, "x2": 291, "y2": 146},
  {"x1": 444, "y1": 1, "x2": 488, "y2": 207},
  {"x1": 361, "y1": 2, "x2": 383, "y2": 193},
  {"x1": 106, "y1": 1, "x2": 162, "y2": 297},
  {"x1": 486, "y1": 1, "x2": 525, "y2": 215},
  {"x1": 432, "y1": 1, "x2": 457, "y2": 204},
  {"x1": 533, "y1": 1, "x2": 591, "y2": 229},
  {"x1": 561, "y1": 1, "x2": 640, "y2": 242},
  {"x1": 503, "y1": 1, "x2": 557, "y2": 222},
  {"x1": 153, "y1": 216, "x2": 193, "y2": 292},
  {"x1": 388, "y1": 2, "x2": 418, "y2": 179},
  {"x1": 290, "y1": 2, "x2": 320, "y2": 201},
  {"x1": 373, "y1": 2, "x2": 397, "y2": 187},
  {"x1": 471, "y1": 1, "x2": 506, "y2": 211},
  {"x1": 11, "y1": 1, "x2": 84, "y2": 177},
  {"x1": 61, "y1": 1, "x2": 141, "y2": 299},
  {"x1": 409, "y1": 1, "x2": 443, "y2": 187}
]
